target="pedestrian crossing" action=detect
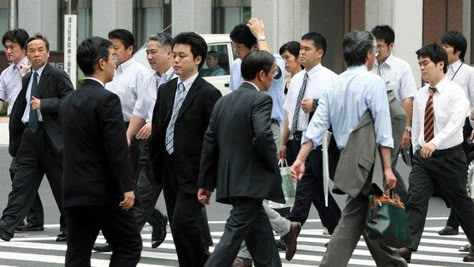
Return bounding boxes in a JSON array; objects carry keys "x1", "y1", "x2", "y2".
[{"x1": 0, "y1": 223, "x2": 474, "y2": 266}]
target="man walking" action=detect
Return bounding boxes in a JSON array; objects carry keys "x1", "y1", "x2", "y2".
[
  {"x1": 61, "y1": 36, "x2": 142, "y2": 267},
  {"x1": 198, "y1": 50, "x2": 284, "y2": 267}
]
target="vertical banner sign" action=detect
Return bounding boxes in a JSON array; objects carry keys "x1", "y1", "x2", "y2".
[{"x1": 64, "y1": 15, "x2": 77, "y2": 89}]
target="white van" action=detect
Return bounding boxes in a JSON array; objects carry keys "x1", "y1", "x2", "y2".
[{"x1": 133, "y1": 34, "x2": 235, "y2": 95}]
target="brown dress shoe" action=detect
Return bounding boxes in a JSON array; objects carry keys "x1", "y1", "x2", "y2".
[
  {"x1": 283, "y1": 222, "x2": 301, "y2": 261},
  {"x1": 397, "y1": 247, "x2": 412, "y2": 263},
  {"x1": 232, "y1": 256, "x2": 253, "y2": 267}
]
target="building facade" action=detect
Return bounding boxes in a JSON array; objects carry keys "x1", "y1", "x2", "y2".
[{"x1": 0, "y1": 0, "x2": 473, "y2": 85}]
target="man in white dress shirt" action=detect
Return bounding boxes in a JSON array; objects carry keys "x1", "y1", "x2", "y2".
[
  {"x1": 437, "y1": 31, "x2": 474, "y2": 238},
  {"x1": 371, "y1": 25, "x2": 417, "y2": 203},
  {"x1": 398, "y1": 43, "x2": 474, "y2": 264}
]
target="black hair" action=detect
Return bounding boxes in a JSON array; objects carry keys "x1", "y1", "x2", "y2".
[
  {"x1": 416, "y1": 43, "x2": 448, "y2": 74},
  {"x1": 241, "y1": 50, "x2": 275, "y2": 80},
  {"x1": 77, "y1": 37, "x2": 112, "y2": 75},
  {"x1": 441, "y1": 31, "x2": 467, "y2": 61},
  {"x1": 279, "y1": 41, "x2": 300, "y2": 58},
  {"x1": 2, "y1": 28, "x2": 29, "y2": 48},
  {"x1": 371, "y1": 25, "x2": 395, "y2": 45},
  {"x1": 301, "y1": 32, "x2": 327, "y2": 57},
  {"x1": 25, "y1": 33, "x2": 50, "y2": 50},
  {"x1": 108, "y1": 29, "x2": 134, "y2": 49},
  {"x1": 172, "y1": 32, "x2": 207, "y2": 70},
  {"x1": 343, "y1": 31, "x2": 376, "y2": 67},
  {"x1": 229, "y1": 23, "x2": 256, "y2": 49}
]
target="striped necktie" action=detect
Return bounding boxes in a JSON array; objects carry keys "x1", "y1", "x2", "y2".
[
  {"x1": 165, "y1": 82, "x2": 185, "y2": 154},
  {"x1": 290, "y1": 72, "x2": 309, "y2": 136},
  {"x1": 424, "y1": 87, "x2": 436, "y2": 142}
]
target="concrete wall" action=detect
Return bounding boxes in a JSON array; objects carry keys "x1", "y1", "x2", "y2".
[
  {"x1": 92, "y1": 0, "x2": 133, "y2": 38},
  {"x1": 18, "y1": 0, "x2": 59, "y2": 50},
  {"x1": 366, "y1": 0, "x2": 423, "y2": 87},
  {"x1": 171, "y1": 0, "x2": 212, "y2": 35}
]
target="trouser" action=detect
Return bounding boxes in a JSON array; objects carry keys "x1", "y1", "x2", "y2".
[
  {"x1": 407, "y1": 146, "x2": 474, "y2": 250},
  {"x1": 205, "y1": 198, "x2": 282, "y2": 267},
  {"x1": 9, "y1": 157, "x2": 44, "y2": 226},
  {"x1": 0, "y1": 126, "x2": 66, "y2": 236},
  {"x1": 65, "y1": 206, "x2": 142, "y2": 267},
  {"x1": 321, "y1": 193, "x2": 406, "y2": 267}
]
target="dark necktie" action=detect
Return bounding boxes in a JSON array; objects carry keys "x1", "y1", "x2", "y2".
[
  {"x1": 424, "y1": 87, "x2": 436, "y2": 142},
  {"x1": 29, "y1": 72, "x2": 39, "y2": 133},
  {"x1": 165, "y1": 82, "x2": 185, "y2": 154},
  {"x1": 290, "y1": 72, "x2": 309, "y2": 136}
]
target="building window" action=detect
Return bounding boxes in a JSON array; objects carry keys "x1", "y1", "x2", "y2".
[
  {"x1": 212, "y1": 0, "x2": 251, "y2": 34},
  {"x1": 134, "y1": 0, "x2": 164, "y2": 49},
  {"x1": 0, "y1": 1, "x2": 11, "y2": 50},
  {"x1": 77, "y1": 0, "x2": 92, "y2": 45}
]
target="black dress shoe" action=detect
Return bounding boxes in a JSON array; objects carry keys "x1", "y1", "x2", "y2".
[
  {"x1": 438, "y1": 226, "x2": 459, "y2": 235},
  {"x1": 398, "y1": 247, "x2": 412, "y2": 263},
  {"x1": 93, "y1": 243, "x2": 112, "y2": 253},
  {"x1": 152, "y1": 215, "x2": 168, "y2": 248},
  {"x1": 275, "y1": 238, "x2": 286, "y2": 251},
  {"x1": 0, "y1": 230, "x2": 12, "y2": 242},
  {"x1": 16, "y1": 223, "x2": 44, "y2": 232},
  {"x1": 282, "y1": 222, "x2": 301, "y2": 261},
  {"x1": 56, "y1": 231, "x2": 67, "y2": 242}
]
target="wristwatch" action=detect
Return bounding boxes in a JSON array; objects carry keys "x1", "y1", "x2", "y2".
[{"x1": 405, "y1": 126, "x2": 412, "y2": 132}]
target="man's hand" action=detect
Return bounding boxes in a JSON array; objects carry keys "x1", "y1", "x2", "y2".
[
  {"x1": 31, "y1": 96, "x2": 41, "y2": 110},
  {"x1": 19, "y1": 63, "x2": 31, "y2": 78},
  {"x1": 470, "y1": 129, "x2": 474, "y2": 141},
  {"x1": 246, "y1": 17, "x2": 265, "y2": 39},
  {"x1": 301, "y1": 97, "x2": 315, "y2": 113},
  {"x1": 279, "y1": 144, "x2": 287, "y2": 160},
  {"x1": 290, "y1": 159, "x2": 305, "y2": 182},
  {"x1": 401, "y1": 130, "x2": 410, "y2": 148},
  {"x1": 420, "y1": 142, "x2": 436, "y2": 158},
  {"x1": 119, "y1": 191, "x2": 135, "y2": 211},
  {"x1": 136, "y1": 123, "x2": 151, "y2": 140},
  {"x1": 197, "y1": 188, "x2": 212, "y2": 206},
  {"x1": 383, "y1": 168, "x2": 397, "y2": 189}
]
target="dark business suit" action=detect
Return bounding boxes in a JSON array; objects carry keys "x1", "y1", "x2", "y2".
[
  {"x1": 150, "y1": 75, "x2": 221, "y2": 267},
  {"x1": 0, "y1": 63, "x2": 72, "y2": 238},
  {"x1": 60, "y1": 79, "x2": 142, "y2": 267},
  {"x1": 199, "y1": 82, "x2": 284, "y2": 267}
]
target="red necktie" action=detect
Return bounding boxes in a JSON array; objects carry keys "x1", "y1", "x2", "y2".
[{"x1": 424, "y1": 87, "x2": 436, "y2": 142}]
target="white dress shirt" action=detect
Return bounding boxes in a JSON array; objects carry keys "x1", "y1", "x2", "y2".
[
  {"x1": 372, "y1": 54, "x2": 417, "y2": 102},
  {"x1": 412, "y1": 76, "x2": 469, "y2": 150},
  {"x1": 283, "y1": 64, "x2": 337, "y2": 132},
  {"x1": 21, "y1": 64, "x2": 46, "y2": 124},
  {"x1": 447, "y1": 59, "x2": 474, "y2": 109},
  {"x1": 0, "y1": 57, "x2": 29, "y2": 115},
  {"x1": 105, "y1": 57, "x2": 151, "y2": 122}
]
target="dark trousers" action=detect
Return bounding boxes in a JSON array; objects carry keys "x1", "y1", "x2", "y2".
[
  {"x1": 286, "y1": 138, "x2": 341, "y2": 233},
  {"x1": 9, "y1": 157, "x2": 44, "y2": 226},
  {"x1": 161, "y1": 153, "x2": 210, "y2": 267},
  {"x1": 445, "y1": 118, "x2": 473, "y2": 228},
  {"x1": 407, "y1": 146, "x2": 474, "y2": 250},
  {"x1": 0, "y1": 127, "x2": 66, "y2": 236},
  {"x1": 205, "y1": 197, "x2": 282, "y2": 267},
  {"x1": 65, "y1": 206, "x2": 142, "y2": 267}
]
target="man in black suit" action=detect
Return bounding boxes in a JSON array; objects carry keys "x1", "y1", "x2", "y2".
[
  {"x1": 0, "y1": 34, "x2": 72, "y2": 242},
  {"x1": 150, "y1": 32, "x2": 222, "y2": 266},
  {"x1": 198, "y1": 50, "x2": 285, "y2": 267},
  {"x1": 60, "y1": 36, "x2": 142, "y2": 267}
]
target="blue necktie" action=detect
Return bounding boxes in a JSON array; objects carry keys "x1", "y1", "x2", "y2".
[
  {"x1": 165, "y1": 82, "x2": 185, "y2": 154},
  {"x1": 29, "y1": 72, "x2": 39, "y2": 133}
]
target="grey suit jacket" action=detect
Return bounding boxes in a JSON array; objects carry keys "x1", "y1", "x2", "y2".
[{"x1": 388, "y1": 91, "x2": 407, "y2": 162}]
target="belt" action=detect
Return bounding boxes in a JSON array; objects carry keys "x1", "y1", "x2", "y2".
[
  {"x1": 432, "y1": 144, "x2": 462, "y2": 156},
  {"x1": 271, "y1": 119, "x2": 279, "y2": 126}
]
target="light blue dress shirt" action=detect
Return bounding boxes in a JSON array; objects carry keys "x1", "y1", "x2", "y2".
[
  {"x1": 303, "y1": 65, "x2": 394, "y2": 149},
  {"x1": 21, "y1": 64, "x2": 47, "y2": 124},
  {"x1": 230, "y1": 54, "x2": 285, "y2": 123}
]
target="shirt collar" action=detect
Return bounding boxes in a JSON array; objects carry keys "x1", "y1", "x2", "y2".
[
  {"x1": 243, "y1": 81, "x2": 260, "y2": 91},
  {"x1": 305, "y1": 63, "x2": 322, "y2": 79},
  {"x1": 163, "y1": 67, "x2": 175, "y2": 81},
  {"x1": 32, "y1": 63, "x2": 47, "y2": 77},
  {"x1": 177, "y1": 72, "x2": 199, "y2": 92},
  {"x1": 430, "y1": 76, "x2": 449, "y2": 94},
  {"x1": 450, "y1": 59, "x2": 463, "y2": 70},
  {"x1": 84, "y1": 77, "x2": 105, "y2": 87},
  {"x1": 375, "y1": 53, "x2": 394, "y2": 68},
  {"x1": 116, "y1": 57, "x2": 135, "y2": 74},
  {"x1": 347, "y1": 65, "x2": 369, "y2": 73}
]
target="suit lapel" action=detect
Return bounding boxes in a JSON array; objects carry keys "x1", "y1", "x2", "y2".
[
  {"x1": 38, "y1": 64, "x2": 51, "y2": 98},
  {"x1": 176, "y1": 76, "x2": 203, "y2": 121}
]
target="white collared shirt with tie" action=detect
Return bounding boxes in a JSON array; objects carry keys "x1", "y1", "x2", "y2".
[{"x1": 447, "y1": 59, "x2": 474, "y2": 109}]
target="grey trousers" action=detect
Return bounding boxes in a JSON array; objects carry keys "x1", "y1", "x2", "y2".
[
  {"x1": 237, "y1": 201, "x2": 290, "y2": 259},
  {"x1": 320, "y1": 194, "x2": 406, "y2": 267}
]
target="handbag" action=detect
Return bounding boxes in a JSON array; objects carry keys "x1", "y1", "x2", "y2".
[
  {"x1": 366, "y1": 190, "x2": 411, "y2": 248},
  {"x1": 268, "y1": 159, "x2": 296, "y2": 209}
]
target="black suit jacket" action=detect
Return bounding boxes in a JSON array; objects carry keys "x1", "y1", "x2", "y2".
[
  {"x1": 150, "y1": 75, "x2": 222, "y2": 194},
  {"x1": 198, "y1": 82, "x2": 285, "y2": 204},
  {"x1": 60, "y1": 79, "x2": 134, "y2": 208},
  {"x1": 9, "y1": 63, "x2": 74, "y2": 157}
]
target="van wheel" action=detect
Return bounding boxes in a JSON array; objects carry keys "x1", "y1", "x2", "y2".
[{"x1": 467, "y1": 161, "x2": 474, "y2": 198}]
